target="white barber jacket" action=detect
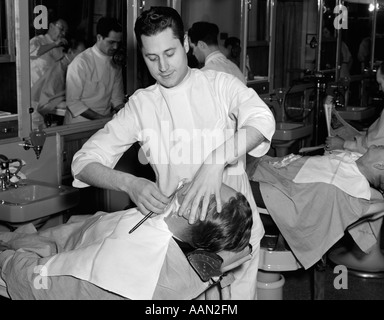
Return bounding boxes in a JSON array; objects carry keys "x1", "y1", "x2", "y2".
[
  {"x1": 65, "y1": 45, "x2": 125, "y2": 124},
  {"x1": 72, "y1": 68, "x2": 275, "y2": 245},
  {"x1": 202, "y1": 50, "x2": 247, "y2": 85}
]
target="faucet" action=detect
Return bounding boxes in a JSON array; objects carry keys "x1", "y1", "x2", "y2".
[{"x1": 0, "y1": 155, "x2": 23, "y2": 191}]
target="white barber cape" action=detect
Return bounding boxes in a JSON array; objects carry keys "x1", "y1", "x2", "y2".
[
  {"x1": 44, "y1": 203, "x2": 177, "y2": 300},
  {"x1": 293, "y1": 151, "x2": 371, "y2": 200}
]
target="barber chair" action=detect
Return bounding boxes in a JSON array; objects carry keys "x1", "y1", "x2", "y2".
[
  {"x1": 256, "y1": 207, "x2": 303, "y2": 300},
  {"x1": 191, "y1": 245, "x2": 253, "y2": 300},
  {"x1": 255, "y1": 187, "x2": 384, "y2": 299},
  {"x1": 328, "y1": 205, "x2": 384, "y2": 279}
]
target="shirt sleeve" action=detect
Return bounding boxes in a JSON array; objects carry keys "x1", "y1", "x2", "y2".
[
  {"x1": 218, "y1": 73, "x2": 276, "y2": 157},
  {"x1": 71, "y1": 102, "x2": 140, "y2": 188},
  {"x1": 66, "y1": 59, "x2": 89, "y2": 118},
  {"x1": 30, "y1": 37, "x2": 41, "y2": 59},
  {"x1": 110, "y1": 68, "x2": 125, "y2": 108},
  {"x1": 344, "y1": 112, "x2": 384, "y2": 153}
]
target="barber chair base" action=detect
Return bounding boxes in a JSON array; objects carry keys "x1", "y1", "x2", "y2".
[
  {"x1": 257, "y1": 242, "x2": 302, "y2": 300},
  {"x1": 328, "y1": 243, "x2": 384, "y2": 279},
  {"x1": 257, "y1": 271, "x2": 285, "y2": 300}
]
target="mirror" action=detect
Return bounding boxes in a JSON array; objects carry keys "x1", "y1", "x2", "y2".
[
  {"x1": 28, "y1": 0, "x2": 128, "y2": 131},
  {"x1": 320, "y1": 0, "x2": 376, "y2": 77},
  {"x1": 0, "y1": 0, "x2": 18, "y2": 139},
  {"x1": 318, "y1": 0, "x2": 383, "y2": 108},
  {"x1": 246, "y1": 0, "x2": 270, "y2": 83},
  {"x1": 181, "y1": 0, "x2": 243, "y2": 69}
]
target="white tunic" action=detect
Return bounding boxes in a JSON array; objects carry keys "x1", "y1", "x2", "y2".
[
  {"x1": 202, "y1": 50, "x2": 247, "y2": 84},
  {"x1": 30, "y1": 34, "x2": 65, "y2": 87},
  {"x1": 65, "y1": 45, "x2": 125, "y2": 124}
]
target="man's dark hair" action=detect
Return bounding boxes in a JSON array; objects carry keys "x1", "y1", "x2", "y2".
[
  {"x1": 97, "y1": 17, "x2": 123, "y2": 38},
  {"x1": 134, "y1": 6, "x2": 185, "y2": 49},
  {"x1": 188, "y1": 21, "x2": 219, "y2": 46},
  {"x1": 190, "y1": 193, "x2": 253, "y2": 253}
]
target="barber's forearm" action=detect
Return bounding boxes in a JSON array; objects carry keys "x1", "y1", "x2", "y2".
[
  {"x1": 207, "y1": 126, "x2": 266, "y2": 166},
  {"x1": 36, "y1": 43, "x2": 59, "y2": 57},
  {"x1": 76, "y1": 162, "x2": 136, "y2": 194},
  {"x1": 80, "y1": 108, "x2": 111, "y2": 120}
]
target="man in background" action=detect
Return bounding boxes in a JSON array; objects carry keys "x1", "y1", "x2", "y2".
[
  {"x1": 30, "y1": 18, "x2": 69, "y2": 128},
  {"x1": 64, "y1": 17, "x2": 125, "y2": 124},
  {"x1": 188, "y1": 21, "x2": 246, "y2": 84}
]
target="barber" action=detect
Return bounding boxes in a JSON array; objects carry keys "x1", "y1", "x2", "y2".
[
  {"x1": 71, "y1": 7, "x2": 275, "y2": 300},
  {"x1": 64, "y1": 17, "x2": 125, "y2": 124}
]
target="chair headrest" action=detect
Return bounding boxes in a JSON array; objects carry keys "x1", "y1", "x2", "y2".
[{"x1": 186, "y1": 244, "x2": 253, "y2": 282}]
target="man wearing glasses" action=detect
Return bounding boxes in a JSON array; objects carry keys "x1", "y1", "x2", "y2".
[{"x1": 30, "y1": 18, "x2": 69, "y2": 128}]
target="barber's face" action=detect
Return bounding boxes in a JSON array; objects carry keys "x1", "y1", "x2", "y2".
[
  {"x1": 97, "y1": 31, "x2": 122, "y2": 56},
  {"x1": 140, "y1": 28, "x2": 189, "y2": 88},
  {"x1": 376, "y1": 69, "x2": 384, "y2": 92}
]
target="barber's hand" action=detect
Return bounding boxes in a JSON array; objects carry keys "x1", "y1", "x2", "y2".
[
  {"x1": 55, "y1": 38, "x2": 68, "y2": 48},
  {"x1": 179, "y1": 163, "x2": 224, "y2": 225},
  {"x1": 128, "y1": 178, "x2": 169, "y2": 216},
  {"x1": 325, "y1": 136, "x2": 345, "y2": 151},
  {"x1": 0, "y1": 240, "x2": 10, "y2": 252}
]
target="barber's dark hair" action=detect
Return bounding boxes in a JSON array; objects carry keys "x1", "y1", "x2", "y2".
[
  {"x1": 188, "y1": 21, "x2": 219, "y2": 46},
  {"x1": 134, "y1": 6, "x2": 185, "y2": 49},
  {"x1": 190, "y1": 193, "x2": 253, "y2": 253},
  {"x1": 63, "y1": 38, "x2": 85, "y2": 53},
  {"x1": 97, "y1": 17, "x2": 123, "y2": 38}
]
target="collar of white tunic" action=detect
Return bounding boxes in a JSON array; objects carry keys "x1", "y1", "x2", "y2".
[{"x1": 91, "y1": 44, "x2": 112, "y2": 62}]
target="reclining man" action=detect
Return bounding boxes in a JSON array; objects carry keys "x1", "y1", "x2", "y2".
[
  {"x1": 248, "y1": 145, "x2": 384, "y2": 269},
  {"x1": 0, "y1": 182, "x2": 252, "y2": 300}
]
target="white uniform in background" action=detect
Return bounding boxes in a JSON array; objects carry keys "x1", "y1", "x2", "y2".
[
  {"x1": 202, "y1": 50, "x2": 247, "y2": 85},
  {"x1": 343, "y1": 111, "x2": 384, "y2": 154},
  {"x1": 64, "y1": 45, "x2": 125, "y2": 124},
  {"x1": 72, "y1": 68, "x2": 275, "y2": 300},
  {"x1": 30, "y1": 34, "x2": 65, "y2": 87},
  {"x1": 30, "y1": 34, "x2": 66, "y2": 127}
]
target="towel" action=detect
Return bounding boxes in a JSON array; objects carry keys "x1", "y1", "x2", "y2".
[
  {"x1": 293, "y1": 151, "x2": 371, "y2": 200},
  {"x1": 44, "y1": 198, "x2": 181, "y2": 300}
]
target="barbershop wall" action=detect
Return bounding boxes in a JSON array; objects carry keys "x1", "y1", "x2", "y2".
[{"x1": 0, "y1": 135, "x2": 59, "y2": 185}]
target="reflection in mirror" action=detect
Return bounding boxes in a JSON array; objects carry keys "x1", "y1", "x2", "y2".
[
  {"x1": 320, "y1": 0, "x2": 375, "y2": 77},
  {"x1": 28, "y1": 0, "x2": 127, "y2": 131},
  {"x1": 0, "y1": 0, "x2": 18, "y2": 139},
  {"x1": 181, "y1": 0, "x2": 243, "y2": 73},
  {"x1": 374, "y1": 3, "x2": 384, "y2": 66}
]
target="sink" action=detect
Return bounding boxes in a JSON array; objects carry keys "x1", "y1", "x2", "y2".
[
  {"x1": 273, "y1": 122, "x2": 313, "y2": 141},
  {"x1": 0, "y1": 179, "x2": 79, "y2": 224},
  {"x1": 337, "y1": 106, "x2": 376, "y2": 121}
]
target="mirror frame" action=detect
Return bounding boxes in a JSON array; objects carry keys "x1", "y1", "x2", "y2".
[{"x1": 317, "y1": 0, "x2": 380, "y2": 81}]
